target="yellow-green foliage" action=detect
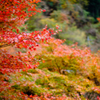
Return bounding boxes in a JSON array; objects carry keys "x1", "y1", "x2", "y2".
[
  {"x1": 38, "y1": 54, "x2": 82, "y2": 74},
  {"x1": 59, "y1": 26, "x2": 87, "y2": 45},
  {"x1": 40, "y1": 18, "x2": 57, "y2": 28},
  {"x1": 40, "y1": 18, "x2": 68, "y2": 31},
  {"x1": 0, "y1": 68, "x2": 95, "y2": 100}
]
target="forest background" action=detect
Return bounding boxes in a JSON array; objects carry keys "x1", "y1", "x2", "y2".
[{"x1": 25, "y1": 0, "x2": 100, "y2": 52}]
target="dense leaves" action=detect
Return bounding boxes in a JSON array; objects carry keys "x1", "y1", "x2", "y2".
[
  {"x1": 0, "y1": 0, "x2": 58, "y2": 73},
  {"x1": 0, "y1": 0, "x2": 41, "y2": 31},
  {"x1": 1, "y1": 0, "x2": 100, "y2": 100}
]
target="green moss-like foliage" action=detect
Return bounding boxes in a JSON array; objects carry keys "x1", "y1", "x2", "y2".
[{"x1": 0, "y1": 66, "x2": 98, "y2": 100}]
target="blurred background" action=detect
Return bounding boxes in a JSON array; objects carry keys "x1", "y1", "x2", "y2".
[{"x1": 19, "y1": 0, "x2": 100, "y2": 52}]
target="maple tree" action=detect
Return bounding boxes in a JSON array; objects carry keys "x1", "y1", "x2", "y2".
[
  {"x1": 0, "y1": 0, "x2": 41, "y2": 31},
  {"x1": 0, "y1": 0, "x2": 58, "y2": 73},
  {"x1": 0, "y1": 0, "x2": 58, "y2": 99}
]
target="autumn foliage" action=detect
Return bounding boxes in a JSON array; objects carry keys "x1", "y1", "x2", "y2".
[
  {"x1": 0, "y1": 0, "x2": 41, "y2": 31},
  {"x1": 0, "y1": 0, "x2": 66, "y2": 99},
  {"x1": 0, "y1": 0, "x2": 56, "y2": 73},
  {"x1": 1, "y1": 0, "x2": 100, "y2": 100}
]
